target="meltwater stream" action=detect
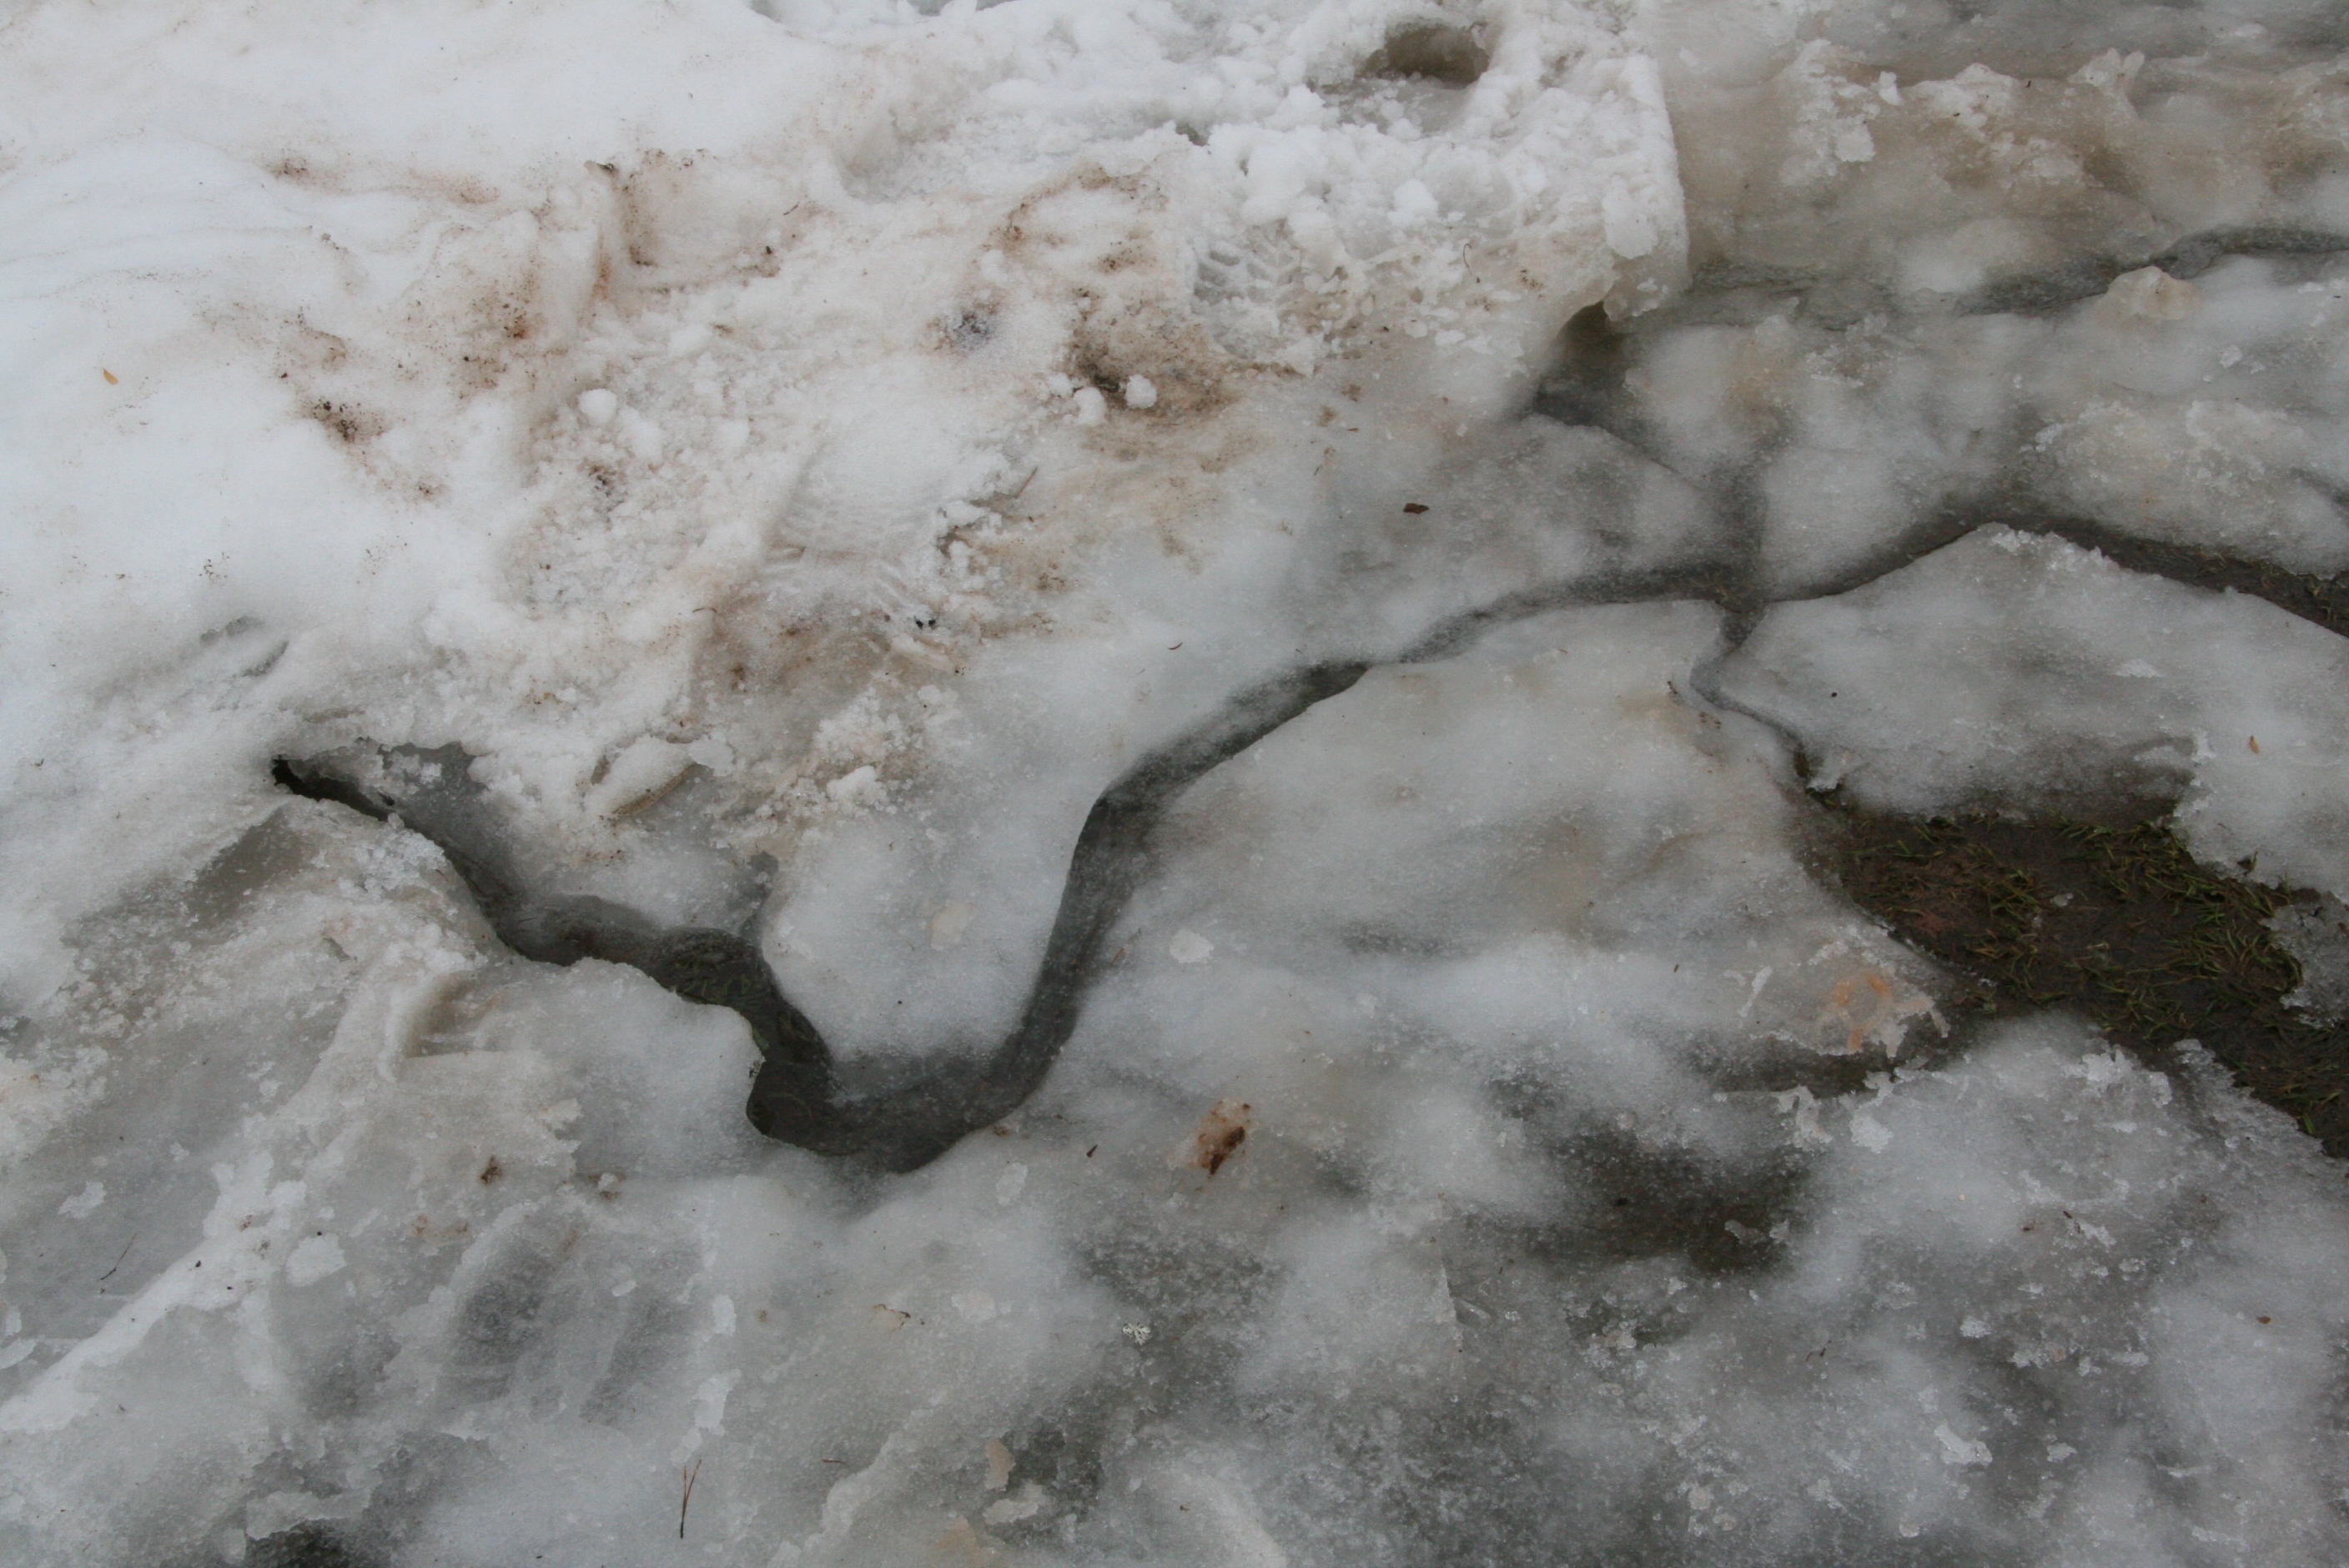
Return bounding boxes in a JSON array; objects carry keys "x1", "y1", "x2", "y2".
[
  {"x1": 273, "y1": 209, "x2": 2349, "y2": 1181},
  {"x1": 274, "y1": 662, "x2": 1374, "y2": 1173}
]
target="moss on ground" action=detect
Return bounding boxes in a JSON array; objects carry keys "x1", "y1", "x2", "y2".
[{"x1": 1829, "y1": 808, "x2": 2349, "y2": 1156}]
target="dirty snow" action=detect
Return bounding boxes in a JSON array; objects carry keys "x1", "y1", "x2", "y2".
[{"x1": 3, "y1": 0, "x2": 2348, "y2": 1564}]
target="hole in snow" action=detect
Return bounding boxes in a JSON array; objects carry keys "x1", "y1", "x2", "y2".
[{"x1": 1365, "y1": 21, "x2": 1490, "y2": 88}]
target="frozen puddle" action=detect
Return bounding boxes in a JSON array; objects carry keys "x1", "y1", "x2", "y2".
[{"x1": 3, "y1": 1, "x2": 2349, "y2": 1563}]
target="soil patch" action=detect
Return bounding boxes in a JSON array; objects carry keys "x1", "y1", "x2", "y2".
[{"x1": 1828, "y1": 807, "x2": 2349, "y2": 1155}]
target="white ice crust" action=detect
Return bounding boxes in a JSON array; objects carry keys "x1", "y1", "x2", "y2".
[
  {"x1": 3, "y1": 0, "x2": 2349, "y2": 1563},
  {"x1": 1722, "y1": 527, "x2": 2349, "y2": 897}
]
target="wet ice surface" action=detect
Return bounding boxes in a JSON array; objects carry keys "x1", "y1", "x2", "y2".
[{"x1": 3, "y1": 1, "x2": 2349, "y2": 1564}]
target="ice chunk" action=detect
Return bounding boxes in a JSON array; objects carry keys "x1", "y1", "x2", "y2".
[
  {"x1": 582, "y1": 736, "x2": 691, "y2": 820},
  {"x1": 283, "y1": 1234, "x2": 344, "y2": 1287},
  {"x1": 2103, "y1": 265, "x2": 2202, "y2": 321},
  {"x1": 2272, "y1": 897, "x2": 2349, "y2": 1023},
  {"x1": 1721, "y1": 529, "x2": 2349, "y2": 897}
]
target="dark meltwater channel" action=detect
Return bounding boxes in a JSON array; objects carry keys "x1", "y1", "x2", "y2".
[{"x1": 274, "y1": 663, "x2": 1373, "y2": 1171}]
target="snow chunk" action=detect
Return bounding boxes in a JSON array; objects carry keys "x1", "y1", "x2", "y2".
[
  {"x1": 1934, "y1": 1425, "x2": 1992, "y2": 1467},
  {"x1": 584, "y1": 736, "x2": 690, "y2": 820},
  {"x1": 1722, "y1": 530, "x2": 2349, "y2": 899}
]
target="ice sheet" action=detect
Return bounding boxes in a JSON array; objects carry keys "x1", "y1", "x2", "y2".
[{"x1": 3, "y1": 1, "x2": 2348, "y2": 1563}]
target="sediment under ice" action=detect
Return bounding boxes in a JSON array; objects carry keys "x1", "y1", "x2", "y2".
[{"x1": 3, "y1": 0, "x2": 2348, "y2": 1563}]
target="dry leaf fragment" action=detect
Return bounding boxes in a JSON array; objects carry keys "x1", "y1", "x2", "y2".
[
  {"x1": 1820, "y1": 967, "x2": 1939, "y2": 1055},
  {"x1": 1187, "y1": 1098, "x2": 1253, "y2": 1174}
]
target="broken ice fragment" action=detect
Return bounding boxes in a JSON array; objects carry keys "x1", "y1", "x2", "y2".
[
  {"x1": 982, "y1": 1483, "x2": 1044, "y2": 1525},
  {"x1": 994, "y1": 1162, "x2": 1027, "y2": 1206},
  {"x1": 1934, "y1": 1425, "x2": 1992, "y2": 1467},
  {"x1": 585, "y1": 736, "x2": 691, "y2": 819},
  {"x1": 929, "y1": 900, "x2": 976, "y2": 950},
  {"x1": 285, "y1": 1234, "x2": 345, "y2": 1287},
  {"x1": 2103, "y1": 266, "x2": 2201, "y2": 322}
]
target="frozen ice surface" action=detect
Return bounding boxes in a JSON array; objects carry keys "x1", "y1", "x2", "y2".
[
  {"x1": 2, "y1": 0, "x2": 2347, "y2": 1563},
  {"x1": 1718, "y1": 527, "x2": 2349, "y2": 896}
]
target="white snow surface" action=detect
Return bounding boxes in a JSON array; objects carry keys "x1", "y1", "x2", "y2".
[
  {"x1": 2, "y1": 0, "x2": 2348, "y2": 1564},
  {"x1": 1720, "y1": 527, "x2": 2349, "y2": 896}
]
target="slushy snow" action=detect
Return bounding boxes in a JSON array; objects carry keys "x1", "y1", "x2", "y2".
[{"x1": 1, "y1": 0, "x2": 2347, "y2": 1563}]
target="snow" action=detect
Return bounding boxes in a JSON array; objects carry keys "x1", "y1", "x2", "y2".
[
  {"x1": 1720, "y1": 527, "x2": 2349, "y2": 897},
  {"x1": 1, "y1": 0, "x2": 2347, "y2": 1563}
]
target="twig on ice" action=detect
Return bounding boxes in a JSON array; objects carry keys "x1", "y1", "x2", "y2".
[{"x1": 681, "y1": 1456, "x2": 703, "y2": 1540}]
